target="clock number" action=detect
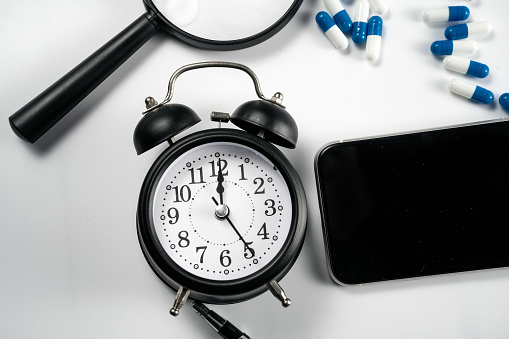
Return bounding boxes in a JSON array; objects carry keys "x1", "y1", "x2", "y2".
[
  {"x1": 167, "y1": 207, "x2": 179, "y2": 224},
  {"x1": 244, "y1": 242, "x2": 255, "y2": 259},
  {"x1": 257, "y1": 222, "x2": 270, "y2": 240},
  {"x1": 189, "y1": 167, "x2": 205, "y2": 184},
  {"x1": 172, "y1": 185, "x2": 191, "y2": 203},
  {"x1": 253, "y1": 177, "x2": 265, "y2": 194},
  {"x1": 178, "y1": 230, "x2": 190, "y2": 248},
  {"x1": 209, "y1": 159, "x2": 228, "y2": 177},
  {"x1": 238, "y1": 164, "x2": 248, "y2": 181},
  {"x1": 220, "y1": 249, "x2": 232, "y2": 267},
  {"x1": 264, "y1": 199, "x2": 277, "y2": 216},
  {"x1": 196, "y1": 246, "x2": 207, "y2": 264}
]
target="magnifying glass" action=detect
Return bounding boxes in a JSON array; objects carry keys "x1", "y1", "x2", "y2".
[{"x1": 8, "y1": 0, "x2": 303, "y2": 143}]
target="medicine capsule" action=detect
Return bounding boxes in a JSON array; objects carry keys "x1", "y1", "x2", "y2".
[
  {"x1": 352, "y1": 0, "x2": 370, "y2": 44},
  {"x1": 323, "y1": 0, "x2": 352, "y2": 33},
  {"x1": 443, "y1": 56, "x2": 489, "y2": 78},
  {"x1": 368, "y1": 0, "x2": 388, "y2": 15},
  {"x1": 445, "y1": 21, "x2": 493, "y2": 40},
  {"x1": 422, "y1": 6, "x2": 470, "y2": 23},
  {"x1": 449, "y1": 78, "x2": 494, "y2": 104},
  {"x1": 430, "y1": 40, "x2": 478, "y2": 56},
  {"x1": 366, "y1": 16, "x2": 383, "y2": 62},
  {"x1": 500, "y1": 94, "x2": 509, "y2": 114},
  {"x1": 316, "y1": 11, "x2": 349, "y2": 50}
]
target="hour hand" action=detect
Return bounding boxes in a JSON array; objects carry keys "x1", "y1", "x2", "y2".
[{"x1": 216, "y1": 159, "x2": 225, "y2": 204}]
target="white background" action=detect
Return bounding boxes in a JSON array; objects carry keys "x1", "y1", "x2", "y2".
[{"x1": 1, "y1": 0, "x2": 509, "y2": 338}]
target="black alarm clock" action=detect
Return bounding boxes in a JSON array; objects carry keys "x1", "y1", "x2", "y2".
[{"x1": 133, "y1": 62, "x2": 307, "y2": 316}]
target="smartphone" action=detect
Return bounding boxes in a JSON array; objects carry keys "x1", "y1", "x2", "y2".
[{"x1": 315, "y1": 119, "x2": 509, "y2": 285}]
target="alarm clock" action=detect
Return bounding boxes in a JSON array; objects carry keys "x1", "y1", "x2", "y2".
[{"x1": 133, "y1": 62, "x2": 307, "y2": 316}]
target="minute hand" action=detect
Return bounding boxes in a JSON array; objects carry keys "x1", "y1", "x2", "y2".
[{"x1": 211, "y1": 197, "x2": 255, "y2": 257}]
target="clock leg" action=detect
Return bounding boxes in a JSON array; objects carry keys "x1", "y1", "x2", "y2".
[
  {"x1": 267, "y1": 280, "x2": 291, "y2": 308},
  {"x1": 170, "y1": 286, "x2": 191, "y2": 316}
]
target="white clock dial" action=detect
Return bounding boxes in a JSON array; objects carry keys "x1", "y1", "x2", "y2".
[{"x1": 152, "y1": 142, "x2": 293, "y2": 281}]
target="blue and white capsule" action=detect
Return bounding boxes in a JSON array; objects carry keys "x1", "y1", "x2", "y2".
[
  {"x1": 500, "y1": 94, "x2": 509, "y2": 114},
  {"x1": 443, "y1": 56, "x2": 489, "y2": 78},
  {"x1": 422, "y1": 6, "x2": 470, "y2": 23},
  {"x1": 366, "y1": 16, "x2": 383, "y2": 62},
  {"x1": 323, "y1": 0, "x2": 352, "y2": 33},
  {"x1": 352, "y1": 0, "x2": 370, "y2": 44},
  {"x1": 430, "y1": 40, "x2": 478, "y2": 56},
  {"x1": 316, "y1": 11, "x2": 349, "y2": 50},
  {"x1": 445, "y1": 21, "x2": 493, "y2": 40},
  {"x1": 368, "y1": 0, "x2": 388, "y2": 15},
  {"x1": 449, "y1": 78, "x2": 494, "y2": 105}
]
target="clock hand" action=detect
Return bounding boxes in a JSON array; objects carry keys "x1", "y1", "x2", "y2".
[
  {"x1": 216, "y1": 159, "x2": 225, "y2": 205},
  {"x1": 211, "y1": 197, "x2": 255, "y2": 258}
]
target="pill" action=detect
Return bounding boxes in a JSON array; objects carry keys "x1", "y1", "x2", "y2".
[
  {"x1": 316, "y1": 11, "x2": 349, "y2": 50},
  {"x1": 422, "y1": 6, "x2": 470, "y2": 23},
  {"x1": 366, "y1": 16, "x2": 383, "y2": 62},
  {"x1": 449, "y1": 78, "x2": 494, "y2": 104},
  {"x1": 323, "y1": 0, "x2": 353, "y2": 32},
  {"x1": 352, "y1": 0, "x2": 370, "y2": 44},
  {"x1": 443, "y1": 56, "x2": 489, "y2": 78},
  {"x1": 430, "y1": 40, "x2": 478, "y2": 56},
  {"x1": 444, "y1": 21, "x2": 493, "y2": 40},
  {"x1": 368, "y1": 0, "x2": 388, "y2": 15},
  {"x1": 500, "y1": 94, "x2": 509, "y2": 113}
]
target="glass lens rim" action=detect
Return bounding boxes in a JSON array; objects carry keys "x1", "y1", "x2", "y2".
[{"x1": 142, "y1": 0, "x2": 303, "y2": 50}]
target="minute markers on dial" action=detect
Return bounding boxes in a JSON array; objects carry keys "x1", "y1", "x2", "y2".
[{"x1": 152, "y1": 142, "x2": 293, "y2": 281}]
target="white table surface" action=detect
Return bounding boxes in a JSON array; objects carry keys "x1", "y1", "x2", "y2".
[{"x1": 1, "y1": 0, "x2": 509, "y2": 338}]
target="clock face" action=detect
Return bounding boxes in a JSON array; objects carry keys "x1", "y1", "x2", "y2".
[{"x1": 151, "y1": 141, "x2": 293, "y2": 281}]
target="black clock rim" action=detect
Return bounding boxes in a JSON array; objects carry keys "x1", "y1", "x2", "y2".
[{"x1": 136, "y1": 128, "x2": 307, "y2": 304}]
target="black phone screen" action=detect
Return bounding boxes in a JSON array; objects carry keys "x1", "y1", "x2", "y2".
[{"x1": 315, "y1": 120, "x2": 509, "y2": 285}]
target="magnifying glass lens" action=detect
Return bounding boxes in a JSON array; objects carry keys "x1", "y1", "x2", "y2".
[{"x1": 153, "y1": 0, "x2": 296, "y2": 41}]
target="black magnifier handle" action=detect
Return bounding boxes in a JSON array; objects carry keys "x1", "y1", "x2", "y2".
[{"x1": 9, "y1": 13, "x2": 159, "y2": 143}]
